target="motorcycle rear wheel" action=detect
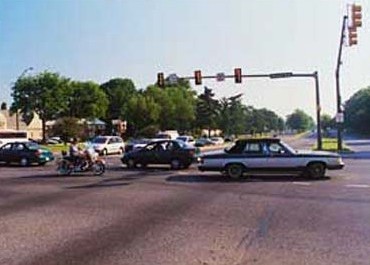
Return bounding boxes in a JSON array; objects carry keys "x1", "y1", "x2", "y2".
[{"x1": 58, "y1": 160, "x2": 73, "y2": 176}]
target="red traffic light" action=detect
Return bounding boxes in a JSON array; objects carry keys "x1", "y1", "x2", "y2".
[
  {"x1": 157, "y1": 72, "x2": 165, "y2": 87},
  {"x1": 352, "y1": 4, "x2": 362, "y2": 28},
  {"x1": 194, "y1": 70, "x2": 202, "y2": 85},
  {"x1": 234, "y1": 68, "x2": 242, "y2": 83}
]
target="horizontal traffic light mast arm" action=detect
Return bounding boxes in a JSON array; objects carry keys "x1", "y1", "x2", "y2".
[{"x1": 181, "y1": 72, "x2": 316, "y2": 80}]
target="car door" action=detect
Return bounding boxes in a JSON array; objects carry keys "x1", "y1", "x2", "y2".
[
  {"x1": 264, "y1": 142, "x2": 299, "y2": 171},
  {"x1": 107, "y1": 138, "x2": 115, "y2": 154},
  {"x1": 240, "y1": 142, "x2": 268, "y2": 169},
  {"x1": 0, "y1": 143, "x2": 13, "y2": 163},
  {"x1": 138, "y1": 142, "x2": 159, "y2": 165}
]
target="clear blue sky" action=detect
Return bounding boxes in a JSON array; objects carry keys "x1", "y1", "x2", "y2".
[{"x1": 0, "y1": 0, "x2": 368, "y2": 119}]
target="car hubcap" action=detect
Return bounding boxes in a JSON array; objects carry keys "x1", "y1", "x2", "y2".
[{"x1": 228, "y1": 165, "x2": 242, "y2": 179}]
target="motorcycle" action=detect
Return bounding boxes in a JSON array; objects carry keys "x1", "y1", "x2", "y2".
[{"x1": 57, "y1": 150, "x2": 105, "y2": 176}]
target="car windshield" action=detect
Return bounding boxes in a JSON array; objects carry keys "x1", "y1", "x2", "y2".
[
  {"x1": 92, "y1": 137, "x2": 107, "y2": 144},
  {"x1": 24, "y1": 142, "x2": 40, "y2": 150},
  {"x1": 280, "y1": 141, "x2": 296, "y2": 154}
]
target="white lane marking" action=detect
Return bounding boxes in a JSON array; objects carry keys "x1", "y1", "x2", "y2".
[
  {"x1": 292, "y1": 182, "x2": 312, "y2": 186},
  {"x1": 345, "y1": 184, "x2": 370, "y2": 188}
]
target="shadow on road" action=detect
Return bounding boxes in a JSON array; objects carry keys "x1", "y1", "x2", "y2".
[
  {"x1": 166, "y1": 174, "x2": 331, "y2": 183},
  {"x1": 66, "y1": 182, "x2": 130, "y2": 189},
  {"x1": 19, "y1": 173, "x2": 98, "y2": 179}
]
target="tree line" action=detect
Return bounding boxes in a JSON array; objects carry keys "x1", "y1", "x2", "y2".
[{"x1": 8, "y1": 71, "x2": 326, "y2": 141}]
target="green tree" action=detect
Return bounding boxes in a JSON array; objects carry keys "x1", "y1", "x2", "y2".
[
  {"x1": 196, "y1": 87, "x2": 220, "y2": 137},
  {"x1": 345, "y1": 87, "x2": 370, "y2": 135},
  {"x1": 66, "y1": 81, "x2": 108, "y2": 119},
  {"x1": 217, "y1": 94, "x2": 245, "y2": 136},
  {"x1": 145, "y1": 80, "x2": 196, "y2": 132},
  {"x1": 126, "y1": 93, "x2": 161, "y2": 136},
  {"x1": 286, "y1": 109, "x2": 314, "y2": 132},
  {"x1": 11, "y1": 71, "x2": 70, "y2": 141},
  {"x1": 321, "y1": 114, "x2": 335, "y2": 132},
  {"x1": 100, "y1": 78, "x2": 137, "y2": 121},
  {"x1": 52, "y1": 117, "x2": 84, "y2": 143}
]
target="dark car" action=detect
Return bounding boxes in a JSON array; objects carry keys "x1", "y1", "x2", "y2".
[
  {"x1": 121, "y1": 140, "x2": 196, "y2": 169},
  {"x1": 0, "y1": 142, "x2": 55, "y2": 166},
  {"x1": 198, "y1": 138, "x2": 344, "y2": 179}
]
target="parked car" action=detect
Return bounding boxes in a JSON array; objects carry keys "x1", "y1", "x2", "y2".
[
  {"x1": 91, "y1": 136, "x2": 125, "y2": 155},
  {"x1": 176, "y1": 135, "x2": 195, "y2": 144},
  {"x1": 121, "y1": 139, "x2": 196, "y2": 169},
  {"x1": 198, "y1": 138, "x2": 344, "y2": 179},
  {"x1": 0, "y1": 141, "x2": 54, "y2": 166},
  {"x1": 210, "y1": 137, "x2": 224, "y2": 145},
  {"x1": 194, "y1": 137, "x2": 215, "y2": 147}
]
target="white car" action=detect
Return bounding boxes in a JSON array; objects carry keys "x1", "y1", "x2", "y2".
[
  {"x1": 176, "y1": 135, "x2": 195, "y2": 144},
  {"x1": 91, "y1": 136, "x2": 125, "y2": 155},
  {"x1": 210, "y1": 137, "x2": 224, "y2": 145},
  {"x1": 198, "y1": 138, "x2": 344, "y2": 179}
]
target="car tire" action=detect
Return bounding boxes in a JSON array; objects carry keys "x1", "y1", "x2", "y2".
[
  {"x1": 126, "y1": 159, "x2": 136, "y2": 169},
  {"x1": 306, "y1": 163, "x2": 326, "y2": 179},
  {"x1": 170, "y1": 159, "x2": 182, "y2": 170},
  {"x1": 118, "y1": 147, "x2": 124, "y2": 155},
  {"x1": 225, "y1": 164, "x2": 244, "y2": 179},
  {"x1": 20, "y1": 158, "x2": 29, "y2": 167}
]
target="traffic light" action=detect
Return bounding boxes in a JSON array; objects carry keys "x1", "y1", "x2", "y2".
[
  {"x1": 348, "y1": 27, "x2": 358, "y2": 46},
  {"x1": 351, "y1": 4, "x2": 362, "y2": 28},
  {"x1": 234, "y1": 68, "x2": 242, "y2": 83},
  {"x1": 157, "y1": 72, "x2": 165, "y2": 87},
  {"x1": 194, "y1": 70, "x2": 202, "y2": 85}
]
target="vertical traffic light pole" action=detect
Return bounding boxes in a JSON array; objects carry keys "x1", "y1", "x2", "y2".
[
  {"x1": 314, "y1": 71, "x2": 322, "y2": 150},
  {"x1": 335, "y1": 15, "x2": 348, "y2": 151}
]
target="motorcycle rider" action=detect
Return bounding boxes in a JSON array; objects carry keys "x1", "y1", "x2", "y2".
[{"x1": 69, "y1": 138, "x2": 84, "y2": 167}]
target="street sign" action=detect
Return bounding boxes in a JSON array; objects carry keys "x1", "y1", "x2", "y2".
[
  {"x1": 167, "y1": 74, "x2": 179, "y2": 85},
  {"x1": 269, "y1": 72, "x2": 293, "y2": 79},
  {"x1": 336, "y1": 112, "x2": 344, "y2": 123},
  {"x1": 216, "y1": 73, "x2": 225, "y2": 81}
]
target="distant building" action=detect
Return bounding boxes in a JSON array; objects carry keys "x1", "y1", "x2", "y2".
[{"x1": 0, "y1": 110, "x2": 42, "y2": 139}]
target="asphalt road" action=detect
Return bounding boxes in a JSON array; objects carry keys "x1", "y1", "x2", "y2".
[{"x1": 1, "y1": 141, "x2": 370, "y2": 265}]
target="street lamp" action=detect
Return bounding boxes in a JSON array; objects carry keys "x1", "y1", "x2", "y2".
[{"x1": 15, "y1": 67, "x2": 33, "y2": 130}]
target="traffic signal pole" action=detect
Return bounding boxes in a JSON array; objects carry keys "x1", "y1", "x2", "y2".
[{"x1": 335, "y1": 15, "x2": 347, "y2": 151}]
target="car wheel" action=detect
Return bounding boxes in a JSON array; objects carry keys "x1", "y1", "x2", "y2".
[
  {"x1": 118, "y1": 147, "x2": 124, "y2": 155},
  {"x1": 226, "y1": 164, "x2": 244, "y2": 179},
  {"x1": 306, "y1": 163, "x2": 326, "y2": 179},
  {"x1": 20, "y1": 158, "x2": 29, "y2": 167},
  {"x1": 126, "y1": 159, "x2": 136, "y2": 169},
  {"x1": 170, "y1": 159, "x2": 182, "y2": 170}
]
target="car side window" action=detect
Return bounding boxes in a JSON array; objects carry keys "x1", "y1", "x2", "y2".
[
  {"x1": 1, "y1": 143, "x2": 12, "y2": 151},
  {"x1": 243, "y1": 143, "x2": 262, "y2": 154},
  {"x1": 13, "y1": 143, "x2": 25, "y2": 151},
  {"x1": 108, "y1": 138, "x2": 114, "y2": 144},
  {"x1": 267, "y1": 143, "x2": 286, "y2": 155}
]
